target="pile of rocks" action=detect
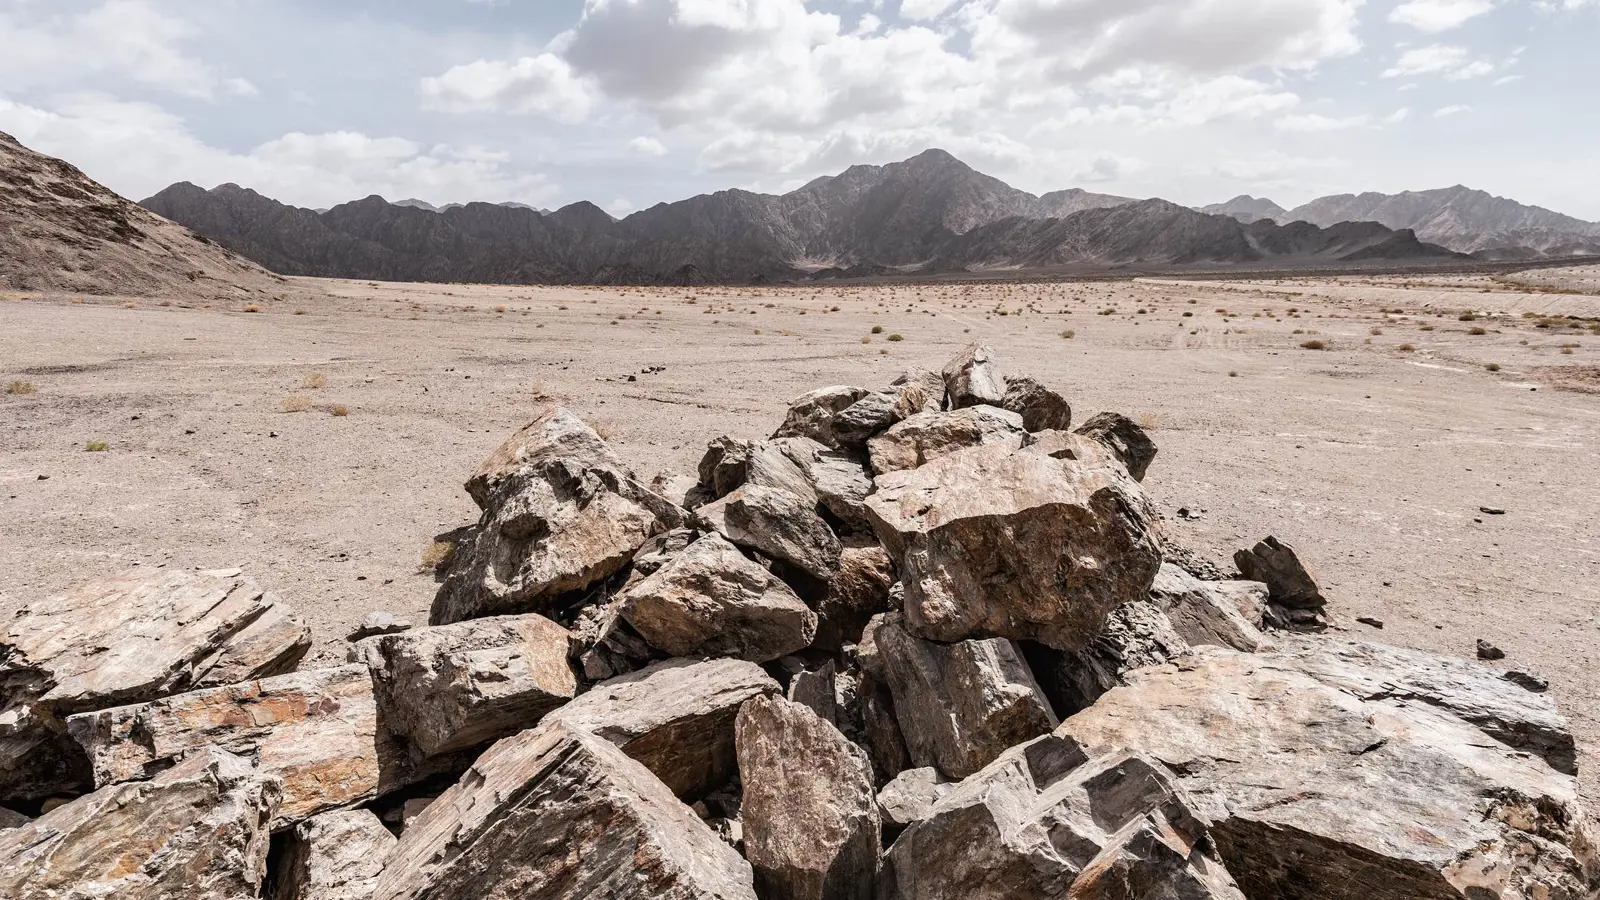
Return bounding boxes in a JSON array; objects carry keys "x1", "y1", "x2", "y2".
[{"x1": 1, "y1": 345, "x2": 1593, "y2": 900}]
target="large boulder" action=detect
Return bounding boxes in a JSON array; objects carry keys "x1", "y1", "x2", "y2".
[
  {"x1": 431, "y1": 406, "x2": 685, "y2": 625},
  {"x1": 270, "y1": 809, "x2": 396, "y2": 900},
  {"x1": 866, "y1": 406, "x2": 1024, "y2": 476},
  {"x1": 773, "y1": 437, "x2": 875, "y2": 533},
  {"x1": 0, "y1": 747, "x2": 280, "y2": 900},
  {"x1": 881, "y1": 737, "x2": 1243, "y2": 899},
  {"x1": 866, "y1": 441, "x2": 1162, "y2": 650},
  {"x1": 354, "y1": 614, "x2": 577, "y2": 757},
  {"x1": 941, "y1": 344, "x2": 1006, "y2": 409},
  {"x1": 371, "y1": 721, "x2": 758, "y2": 900},
  {"x1": 1234, "y1": 535, "x2": 1327, "y2": 629},
  {"x1": 1150, "y1": 563, "x2": 1273, "y2": 653},
  {"x1": 547, "y1": 657, "x2": 780, "y2": 800},
  {"x1": 1059, "y1": 640, "x2": 1599, "y2": 900},
  {"x1": 620, "y1": 533, "x2": 817, "y2": 663},
  {"x1": 999, "y1": 376, "x2": 1072, "y2": 432},
  {"x1": 875, "y1": 616, "x2": 1057, "y2": 779},
  {"x1": 696, "y1": 437, "x2": 818, "y2": 506},
  {"x1": 875, "y1": 767, "x2": 951, "y2": 838},
  {"x1": 811, "y1": 542, "x2": 896, "y2": 653},
  {"x1": 0, "y1": 567, "x2": 309, "y2": 802},
  {"x1": 67, "y1": 665, "x2": 402, "y2": 827},
  {"x1": 698, "y1": 484, "x2": 842, "y2": 582},
  {"x1": 772, "y1": 386, "x2": 872, "y2": 449},
  {"x1": 736, "y1": 696, "x2": 881, "y2": 900},
  {"x1": 1075, "y1": 412, "x2": 1158, "y2": 482}
]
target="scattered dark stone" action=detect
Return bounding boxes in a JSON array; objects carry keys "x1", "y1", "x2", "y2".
[
  {"x1": 1476, "y1": 639, "x2": 1506, "y2": 661},
  {"x1": 1479, "y1": 507, "x2": 1506, "y2": 515},
  {"x1": 1356, "y1": 617, "x2": 1384, "y2": 629}
]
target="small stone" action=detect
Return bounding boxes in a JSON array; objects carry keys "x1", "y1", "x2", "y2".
[
  {"x1": 1479, "y1": 506, "x2": 1507, "y2": 515},
  {"x1": 1356, "y1": 616, "x2": 1385, "y2": 629},
  {"x1": 1476, "y1": 639, "x2": 1506, "y2": 661},
  {"x1": 348, "y1": 611, "x2": 413, "y2": 641},
  {"x1": 1505, "y1": 669, "x2": 1550, "y2": 693}
]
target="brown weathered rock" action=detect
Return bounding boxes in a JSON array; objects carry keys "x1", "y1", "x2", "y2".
[
  {"x1": 772, "y1": 385, "x2": 873, "y2": 449},
  {"x1": 1060, "y1": 640, "x2": 1598, "y2": 900},
  {"x1": 698, "y1": 484, "x2": 842, "y2": 581},
  {"x1": 357, "y1": 614, "x2": 577, "y2": 757},
  {"x1": 620, "y1": 533, "x2": 817, "y2": 663},
  {"x1": 1075, "y1": 411, "x2": 1158, "y2": 481},
  {"x1": 866, "y1": 405, "x2": 1025, "y2": 476},
  {"x1": 1031, "y1": 597, "x2": 1190, "y2": 715},
  {"x1": 1234, "y1": 535, "x2": 1325, "y2": 609},
  {"x1": 854, "y1": 617, "x2": 913, "y2": 785},
  {"x1": 1151, "y1": 564, "x2": 1273, "y2": 653},
  {"x1": 372, "y1": 721, "x2": 758, "y2": 900},
  {"x1": 889, "y1": 370, "x2": 946, "y2": 415},
  {"x1": 812, "y1": 542, "x2": 896, "y2": 653},
  {"x1": 431, "y1": 406, "x2": 685, "y2": 625},
  {"x1": 67, "y1": 665, "x2": 397, "y2": 827},
  {"x1": 0, "y1": 806, "x2": 28, "y2": 829},
  {"x1": 0, "y1": 567, "x2": 310, "y2": 802},
  {"x1": 786, "y1": 659, "x2": 838, "y2": 725},
  {"x1": 882, "y1": 738, "x2": 1243, "y2": 900},
  {"x1": 547, "y1": 657, "x2": 780, "y2": 799},
  {"x1": 697, "y1": 437, "x2": 818, "y2": 505},
  {"x1": 0, "y1": 747, "x2": 280, "y2": 900},
  {"x1": 774, "y1": 437, "x2": 875, "y2": 533},
  {"x1": 875, "y1": 767, "x2": 951, "y2": 836},
  {"x1": 1000, "y1": 375, "x2": 1072, "y2": 432},
  {"x1": 570, "y1": 597, "x2": 658, "y2": 681},
  {"x1": 866, "y1": 441, "x2": 1162, "y2": 649},
  {"x1": 346, "y1": 612, "x2": 412, "y2": 642},
  {"x1": 876, "y1": 617, "x2": 1057, "y2": 779},
  {"x1": 271, "y1": 809, "x2": 396, "y2": 900},
  {"x1": 736, "y1": 696, "x2": 881, "y2": 900},
  {"x1": 941, "y1": 344, "x2": 1006, "y2": 409}
]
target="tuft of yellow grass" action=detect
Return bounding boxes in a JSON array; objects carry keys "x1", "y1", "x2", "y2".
[
  {"x1": 304, "y1": 372, "x2": 327, "y2": 389},
  {"x1": 419, "y1": 539, "x2": 455, "y2": 573},
  {"x1": 5, "y1": 379, "x2": 36, "y2": 395},
  {"x1": 243, "y1": 305, "x2": 261, "y2": 313},
  {"x1": 1300, "y1": 339, "x2": 1327, "y2": 350},
  {"x1": 282, "y1": 395, "x2": 311, "y2": 413},
  {"x1": 328, "y1": 404, "x2": 350, "y2": 417},
  {"x1": 85, "y1": 440, "x2": 109, "y2": 452}
]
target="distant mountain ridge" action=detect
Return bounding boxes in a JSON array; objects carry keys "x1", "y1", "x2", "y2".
[{"x1": 141, "y1": 148, "x2": 1482, "y2": 285}]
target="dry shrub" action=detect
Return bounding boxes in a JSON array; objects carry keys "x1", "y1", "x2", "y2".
[
  {"x1": 1398, "y1": 343, "x2": 1416, "y2": 352},
  {"x1": 1137, "y1": 413, "x2": 1160, "y2": 430},
  {"x1": 85, "y1": 440, "x2": 109, "y2": 452},
  {"x1": 1061, "y1": 329, "x2": 1076, "y2": 339},
  {"x1": 244, "y1": 305, "x2": 261, "y2": 313},
  {"x1": 5, "y1": 380, "x2": 35, "y2": 395},
  {"x1": 282, "y1": 395, "x2": 311, "y2": 413},
  {"x1": 1468, "y1": 327, "x2": 1487, "y2": 336},
  {"x1": 1485, "y1": 363, "x2": 1502, "y2": 372},
  {"x1": 494, "y1": 305, "x2": 508, "y2": 313},
  {"x1": 419, "y1": 539, "x2": 455, "y2": 573},
  {"x1": 1300, "y1": 339, "x2": 1328, "y2": 350},
  {"x1": 887, "y1": 333, "x2": 905, "y2": 342},
  {"x1": 329, "y1": 404, "x2": 350, "y2": 417},
  {"x1": 304, "y1": 372, "x2": 327, "y2": 389}
]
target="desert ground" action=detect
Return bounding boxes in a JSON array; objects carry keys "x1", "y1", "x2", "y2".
[{"x1": 4, "y1": 269, "x2": 1599, "y2": 797}]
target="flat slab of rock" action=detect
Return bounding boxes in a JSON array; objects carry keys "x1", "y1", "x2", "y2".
[
  {"x1": 736, "y1": 696, "x2": 881, "y2": 900},
  {"x1": 698, "y1": 484, "x2": 842, "y2": 581},
  {"x1": 774, "y1": 437, "x2": 875, "y2": 533},
  {"x1": 0, "y1": 747, "x2": 280, "y2": 900},
  {"x1": 356, "y1": 614, "x2": 577, "y2": 757},
  {"x1": 271, "y1": 809, "x2": 396, "y2": 900},
  {"x1": 1060, "y1": 641, "x2": 1597, "y2": 900},
  {"x1": 941, "y1": 344, "x2": 1006, "y2": 409},
  {"x1": 621, "y1": 532, "x2": 817, "y2": 663},
  {"x1": 876, "y1": 617, "x2": 1057, "y2": 779},
  {"x1": 883, "y1": 737, "x2": 1242, "y2": 899},
  {"x1": 1151, "y1": 564, "x2": 1273, "y2": 653},
  {"x1": 548, "y1": 657, "x2": 780, "y2": 799},
  {"x1": 0, "y1": 567, "x2": 309, "y2": 801},
  {"x1": 866, "y1": 406, "x2": 1024, "y2": 476},
  {"x1": 68, "y1": 665, "x2": 399, "y2": 827},
  {"x1": 866, "y1": 441, "x2": 1162, "y2": 649},
  {"x1": 1075, "y1": 412, "x2": 1158, "y2": 481},
  {"x1": 697, "y1": 437, "x2": 818, "y2": 505},
  {"x1": 431, "y1": 406, "x2": 685, "y2": 624},
  {"x1": 876, "y1": 767, "x2": 951, "y2": 835},
  {"x1": 372, "y1": 720, "x2": 757, "y2": 900}
]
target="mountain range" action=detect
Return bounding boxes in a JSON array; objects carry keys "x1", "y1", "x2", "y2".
[
  {"x1": 1200, "y1": 188, "x2": 1600, "y2": 257},
  {"x1": 139, "y1": 149, "x2": 1494, "y2": 285}
]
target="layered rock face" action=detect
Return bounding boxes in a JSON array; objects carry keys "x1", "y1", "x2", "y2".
[{"x1": 2, "y1": 344, "x2": 1594, "y2": 900}]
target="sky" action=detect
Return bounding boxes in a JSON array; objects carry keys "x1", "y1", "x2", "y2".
[{"x1": 1, "y1": 0, "x2": 1597, "y2": 219}]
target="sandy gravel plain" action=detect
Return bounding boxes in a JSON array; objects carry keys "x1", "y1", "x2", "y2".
[{"x1": 3, "y1": 269, "x2": 1599, "y2": 800}]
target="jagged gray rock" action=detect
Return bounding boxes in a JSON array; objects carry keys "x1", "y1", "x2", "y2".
[
  {"x1": 1030, "y1": 597, "x2": 1190, "y2": 716},
  {"x1": 875, "y1": 767, "x2": 951, "y2": 837},
  {"x1": 355, "y1": 613, "x2": 577, "y2": 757},
  {"x1": 0, "y1": 747, "x2": 281, "y2": 900},
  {"x1": 371, "y1": 721, "x2": 758, "y2": 900},
  {"x1": 270, "y1": 809, "x2": 396, "y2": 900},
  {"x1": 786, "y1": 659, "x2": 838, "y2": 725},
  {"x1": 736, "y1": 695, "x2": 881, "y2": 900},
  {"x1": 67, "y1": 665, "x2": 401, "y2": 827},
  {"x1": 620, "y1": 532, "x2": 817, "y2": 663},
  {"x1": 882, "y1": 738, "x2": 1244, "y2": 899},
  {"x1": 697, "y1": 437, "x2": 818, "y2": 505},
  {"x1": 866, "y1": 405, "x2": 1025, "y2": 476},
  {"x1": 773, "y1": 437, "x2": 875, "y2": 533},
  {"x1": 772, "y1": 386, "x2": 872, "y2": 449},
  {"x1": 1000, "y1": 376, "x2": 1072, "y2": 432},
  {"x1": 866, "y1": 441, "x2": 1162, "y2": 649},
  {"x1": 1060, "y1": 641, "x2": 1598, "y2": 899},
  {"x1": 0, "y1": 567, "x2": 309, "y2": 802},
  {"x1": 431, "y1": 406, "x2": 685, "y2": 625},
  {"x1": 812, "y1": 542, "x2": 896, "y2": 653},
  {"x1": 1234, "y1": 535, "x2": 1325, "y2": 609},
  {"x1": 941, "y1": 344, "x2": 1006, "y2": 409},
  {"x1": 1075, "y1": 411, "x2": 1158, "y2": 481},
  {"x1": 1151, "y1": 564, "x2": 1273, "y2": 653},
  {"x1": 346, "y1": 612, "x2": 412, "y2": 642},
  {"x1": 875, "y1": 616, "x2": 1057, "y2": 779},
  {"x1": 547, "y1": 657, "x2": 780, "y2": 799},
  {"x1": 698, "y1": 484, "x2": 842, "y2": 581}
]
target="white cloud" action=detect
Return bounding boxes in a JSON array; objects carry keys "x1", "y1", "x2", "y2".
[
  {"x1": 0, "y1": 93, "x2": 554, "y2": 208},
  {"x1": 1434, "y1": 103, "x2": 1471, "y2": 116},
  {"x1": 1389, "y1": 0, "x2": 1496, "y2": 32},
  {"x1": 1383, "y1": 44, "x2": 1471, "y2": 76},
  {"x1": 0, "y1": 0, "x2": 232, "y2": 98},
  {"x1": 1276, "y1": 112, "x2": 1371, "y2": 131},
  {"x1": 628, "y1": 136, "x2": 668, "y2": 156},
  {"x1": 1386, "y1": 107, "x2": 1411, "y2": 123},
  {"x1": 420, "y1": 54, "x2": 595, "y2": 121}
]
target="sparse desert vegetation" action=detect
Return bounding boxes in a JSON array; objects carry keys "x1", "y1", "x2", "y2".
[{"x1": 5, "y1": 379, "x2": 35, "y2": 395}]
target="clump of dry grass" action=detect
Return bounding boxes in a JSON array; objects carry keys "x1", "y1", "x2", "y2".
[
  {"x1": 282, "y1": 395, "x2": 311, "y2": 413},
  {"x1": 1468, "y1": 327, "x2": 1487, "y2": 336},
  {"x1": 494, "y1": 305, "x2": 508, "y2": 313},
  {"x1": 887, "y1": 333, "x2": 905, "y2": 342},
  {"x1": 1485, "y1": 363, "x2": 1502, "y2": 372},
  {"x1": 871, "y1": 325, "x2": 884, "y2": 334},
  {"x1": 85, "y1": 440, "x2": 109, "y2": 452},
  {"x1": 1060, "y1": 329, "x2": 1076, "y2": 339},
  {"x1": 860, "y1": 336, "x2": 871, "y2": 344},
  {"x1": 1398, "y1": 343, "x2": 1416, "y2": 352},
  {"x1": 1300, "y1": 339, "x2": 1328, "y2": 350},
  {"x1": 1136, "y1": 413, "x2": 1160, "y2": 430},
  {"x1": 293, "y1": 309, "x2": 307, "y2": 316},
  {"x1": 419, "y1": 539, "x2": 455, "y2": 573},
  {"x1": 5, "y1": 379, "x2": 35, "y2": 395},
  {"x1": 304, "y1": 372, "x2": 327, "y2": 389},
  {"x1": 329, "y1": 404, "x2": 350, "y2": 417},
  {"x1": 243, "y1": 305, "x2": 261, "y2": 313}
]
